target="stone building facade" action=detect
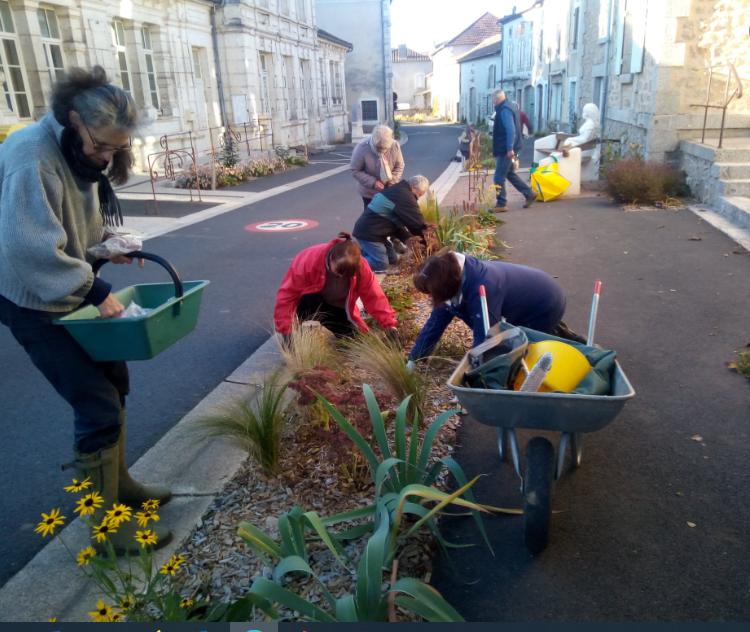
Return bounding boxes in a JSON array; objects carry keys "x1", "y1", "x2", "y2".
[
  {"x1": 507, "y1": 0, "x2": 750, "y2": 161},
  {"x1": 315, "y1": 0, "x2": 392, "y2": 132},
  {"x1": 457, "y1": 34, "x2": 501, "y2": 124},
  {"x1": 391, "y1": 44, "x2": 431, "y2": 111},
  {"x1": 0, "y1": 0, "x2": 352, "y2": 170}
]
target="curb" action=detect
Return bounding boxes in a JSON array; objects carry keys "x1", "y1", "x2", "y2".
[
  {"x1": 0, "y1": 338, "x2": 282, "y2": 622},
  {"x1": 0, "y1": 140, "x2": 460, "y2": 623}
]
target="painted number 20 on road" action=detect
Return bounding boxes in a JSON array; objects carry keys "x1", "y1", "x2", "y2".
[{"x1": 245, "y1": 219, "x2": 319, "y2": 233}]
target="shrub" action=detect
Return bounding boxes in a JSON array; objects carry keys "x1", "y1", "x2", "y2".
[
  {"x1": 219, "y1": 134, "x2": 240, "y2": 168},
  {"x1": 605, "y1": 158, "x2": 688, "y2": 204},
  {"x1": 194, "y1": 372, "x2": 288, "y2": 475}
]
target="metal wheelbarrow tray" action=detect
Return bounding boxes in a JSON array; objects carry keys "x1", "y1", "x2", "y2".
[
  {"x1": 447, "y1": 355, "x2": 635, "y2": 553},
  {"x1": 55, "y1": 252, "x2": 209, "y2": 362}
]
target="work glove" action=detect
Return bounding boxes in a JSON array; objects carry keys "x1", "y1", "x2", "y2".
[{"x1": 405, "y1": 360, "x2": 416, "y2": 373}]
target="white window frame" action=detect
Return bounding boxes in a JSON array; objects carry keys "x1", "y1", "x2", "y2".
[
  {"x1": 37, "y1": 7, "x2": 65, "y2": 85},
  {"x1": 295, "y1": 0, "x2": 306, "y2": 23},
  {"x1": 415, "y1": 72, "x2": 425, "y2": 90},
  {"x1": 0, "y1": 1, "x2": 31, "y2": 118},
  {"x1": 318, "y1": 57, "x2": 328, "y2": 108},
  {"x1": 192, "y1": 47, "x2": 203, "y2": 81},
  {"x1": 487, "y1": 65, "x2": 495, "y2": 89},
  {"x1": 283, "y1": 55, "x2": 297, "y2": 119},
  {"x1": 279, "y1": 0, "x2": 290, "y2": 16},
  {"x1": 259, "y1": 52, "x2": 272, "y2": 114},
  {"x1": 570, "y1": 4, "x2": 580, "y2": 51},
  {"x1": 141, "y1": 26, "x2": 159, "y2": 110},
  {"x1": 112, "y1": 19, "x2": 132, "y2": 95},
  {"x1": 330, "y1": 60, "x2": 342, "y2": 106}
]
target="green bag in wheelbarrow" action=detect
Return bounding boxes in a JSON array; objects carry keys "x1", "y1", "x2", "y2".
[
  {"x1": 55, "y1": 252, "x2": 209, "y2": 362},
  {"x1": 463, "y1": 323, "x2": 618, "y2": 396}
]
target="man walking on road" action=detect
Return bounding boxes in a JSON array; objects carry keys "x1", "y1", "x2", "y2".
[{"x1": 492, "y1": 90, "x2": 536, "y2": 212}]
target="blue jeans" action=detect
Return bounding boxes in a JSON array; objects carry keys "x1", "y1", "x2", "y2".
[
  {"x1": 0, "y1": 294, "x2": 127, "y2": 453},
  {"x1": 357, "y1": 239, "x2": 395, "y2": 272},
  {"x1": 494, "y1": 154, "x2": 533, "y2": 206}
]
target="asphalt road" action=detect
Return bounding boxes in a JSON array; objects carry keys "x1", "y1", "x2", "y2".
[
  {"x1": 0, "y1": 124, "x2": 463, "y2": 586},
  {"x1": 432, "y1": 197, "x2": 750, "y2": 620}
]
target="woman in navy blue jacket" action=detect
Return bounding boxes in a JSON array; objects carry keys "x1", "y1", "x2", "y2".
[{"x1": 408, "y1": 250, "x2": 582, "y2": 361}]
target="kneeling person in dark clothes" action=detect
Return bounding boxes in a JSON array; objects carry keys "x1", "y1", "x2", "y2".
[
  {"x1": 353, "y1": 175, "x2": 430, "y2": 272},
  {"x1": 274, "y1": 232, "x2": 398, "y2": 339},
  {"x1": 408, "y1": 250, "x2": 584, "y2": 362}
]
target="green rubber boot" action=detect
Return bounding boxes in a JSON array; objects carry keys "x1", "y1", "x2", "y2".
[
  {"x1": 72, "y1": 444, "x2": 172, "y2": 555},
  {"x1": 118, "y1": 410, "x2": 172, "y2": 508}
]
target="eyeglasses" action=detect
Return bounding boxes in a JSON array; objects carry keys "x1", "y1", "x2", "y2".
[{"x1": 81, "y1": 120, "x2": 132, "y2": 153}]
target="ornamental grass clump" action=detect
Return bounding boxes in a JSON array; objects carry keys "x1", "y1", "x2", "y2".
[
  {"x1": 343, "y1": 332, "x2": 425, "y2": 420},
  {"x1": 194, "y1": 371, "x2": 288, "y2": 476},
  {"x1": 280, "y1": 318, "x2": 338, "y2": 376}
]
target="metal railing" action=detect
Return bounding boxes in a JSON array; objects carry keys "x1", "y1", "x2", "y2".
[{"x1": 690, "y1": 62, "x2": 743, "y2": 149}]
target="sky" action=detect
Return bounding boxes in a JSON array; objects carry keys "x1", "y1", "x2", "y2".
[{"x1": 390, "y1": 0, "x2": 517, "y2": 54}]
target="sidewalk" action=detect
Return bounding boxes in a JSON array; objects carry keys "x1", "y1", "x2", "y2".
[{"x1": 431, "y1": 183, "x2": 750, "y2": 620}]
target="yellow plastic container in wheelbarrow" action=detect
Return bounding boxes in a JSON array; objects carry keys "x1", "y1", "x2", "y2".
[{"x1": 55, "y1": 252, "x2": 209, "y2": 361}]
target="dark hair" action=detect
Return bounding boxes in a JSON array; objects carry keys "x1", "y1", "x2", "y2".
[
  {"x1": 414, "y1": 251, "x2": 462, "y2": 304},
  {"x1": 329, "y1": 232, "x2": 361, "y2": 277},
  {"x1": 51, "y1": 66, "x2": 137, "y2": 185}
]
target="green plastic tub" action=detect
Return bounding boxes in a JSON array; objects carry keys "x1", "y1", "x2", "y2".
[{"x1": 54, "y1": 252, "x2": 209, "y2": 361}]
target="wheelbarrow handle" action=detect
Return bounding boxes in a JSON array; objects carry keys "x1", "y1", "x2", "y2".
[{"x1": 92, "y1": 251, "x2": 184, "y2": 299}]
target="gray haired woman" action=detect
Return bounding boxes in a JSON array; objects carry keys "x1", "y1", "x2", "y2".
[{"x1": 0, "y1": 66, "x2": 171, "y2": 552}]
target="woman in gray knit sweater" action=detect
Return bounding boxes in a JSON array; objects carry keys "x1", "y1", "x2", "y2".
[{"x1": 0, "y1": 67, "x2": 170, "y2": 552}]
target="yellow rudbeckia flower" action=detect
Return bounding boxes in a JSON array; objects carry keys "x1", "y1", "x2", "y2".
[
  {"x1": 91, "y1": 520, "x2": 118, "y2": 543},
  {"x1": 105, "y1": 503, "x2": 132, "y2": 527},
  {"x1": 75, "y1": 492, "x2": 104, "y2": 517},
  {"x1": 63, "y1": 477, "x2": 92, "y2": 493},
  {"x1": 134, "y1": 529, "x2": 158, "y2": 548},
  {"x1": 34, "y1": 508, "x2": 65, "y2": 537},
  {"x1": 88, "y1": 599, "x2": 116, "y2": 622},
  {"x1": 76, "y1": 546, "x2": 96, "y2": 566}
]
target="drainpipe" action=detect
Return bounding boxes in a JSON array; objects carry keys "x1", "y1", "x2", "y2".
[
  {"x1": 599, "y1": 0, "x2": 616, "y2": 136},
  {"x1": 380, "y1": 0, "x2": 389, "y2": 124},
  {"x1": 210, "y1": 0, "x2": 229, "y2": 127}
]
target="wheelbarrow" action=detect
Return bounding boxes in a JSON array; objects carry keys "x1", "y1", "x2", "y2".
[
  {"x1": 55, "y1": 251, "x2": 209, "y2": 361},
  {"x1": 447, "y1": 341, "x2": 635, "y2": 554}
]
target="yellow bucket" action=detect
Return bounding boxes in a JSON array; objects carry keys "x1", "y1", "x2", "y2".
[{"x1": 514, "y1": 340, "x2": 590, "y2": 393}]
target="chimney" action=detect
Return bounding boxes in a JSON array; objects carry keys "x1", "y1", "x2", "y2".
[{"x1": 398, "y1": 44, "x2": 407, "y2": 60}]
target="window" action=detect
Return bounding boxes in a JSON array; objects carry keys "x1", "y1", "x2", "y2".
[
  {"x1": 361, "y1": 99, "x2": 377, "y2": 121},
  {"x1": 555, "y1": 23, "x2": 562, "y2": 57},
  {"x1": 571, "y1": 6, "x2": 580, "y2": 50},
  {"x1": 283, "y1": 55, "x2": 297, "y2": 119},
  {"x1": 192, "y1": 47, "x2": 203, "y2": 80},
  {"x1": 593, "y1": 76, "x2": 604, "y2": 110},
  {"x1": 487, "y1": 65, "x2": 495, "y2": 89},
  {"x1": 538, "y1": 27, "x2": 544, "y2": 62},
  {"x1": 0, "y1": 2, "x2": 31, "y2": 118},
  {"x1": 299, "y1": 59, "x2": 309, "y2": 114},
  {"x1": 112, "y1": 20, "x2": 131, "y2": 94},
  {"x1": 415, "y1": 72, "x2": 425, "y2": 90},
  {"x1": 598, "y1": 0, "x2": 610, "y2": 39},
  {"x1": 296, "y1": 0, "x2": 306, "y2": 22},
  {"x1": 279, "y1": 0, "x2": 289, "y2": 16},
  {"x1": 505, "y1": 42, "x2": 513, "y2": 72},
  {"x1": 141, "y1": 27, "x2": 159, "y2": 109},
  {"x1": 259, "y1": 52, "x2": 272, "y2": 114},
  {"x1": 318, "y1": 57, "x2": 328, "y2": 107},
  {"x1": 568, "y1": 79, "x2": 577, "y2": 124},
  {"x1": 258, "y1": 12, "x2": 269, "y2": 26},
  {"x1": 37, "y1": 7, "x2": 65, "y2": 84},
  {"x1": 330, "y1": 60, "x2": 342, "y2": 106}
]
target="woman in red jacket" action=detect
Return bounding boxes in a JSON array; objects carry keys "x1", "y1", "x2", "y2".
[{"x1": 274, "y1": 232, "x2": 398, "y2": 338}]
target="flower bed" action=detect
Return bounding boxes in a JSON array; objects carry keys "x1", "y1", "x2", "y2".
[
  {"x1": 37, "y1": 201, "x2": 508, "y2": 623},
  {"x1": 174, "y1": 155, "x2": 309, "y2": 190}
]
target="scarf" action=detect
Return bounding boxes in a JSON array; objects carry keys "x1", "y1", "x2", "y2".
[
  {"x1": 369, "y1": 135, "x2": 392, "y2": 184},
  {"x1": 59, "y1": 126, "x2": 123, "y2": 227}
]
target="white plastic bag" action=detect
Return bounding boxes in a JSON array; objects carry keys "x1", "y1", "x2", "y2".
[
  {"x1": 88, "y1": 233, "x2": 143, "y2": 259},
  {"x1": 118, "y1": 302, "x2": 151, "y2": 319}
]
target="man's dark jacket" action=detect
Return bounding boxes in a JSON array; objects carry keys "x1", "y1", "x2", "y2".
[
  {"x1": 492, "y1": 100, "x2": 522, "y2": 156},
  {"x1": 353, "y1": 180, "x2": 427, "y2": 244}
]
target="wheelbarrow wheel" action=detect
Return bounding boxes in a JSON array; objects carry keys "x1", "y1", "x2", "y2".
[{"x1": 523, "y1": 437, "x2": 555, "y2": 554}]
